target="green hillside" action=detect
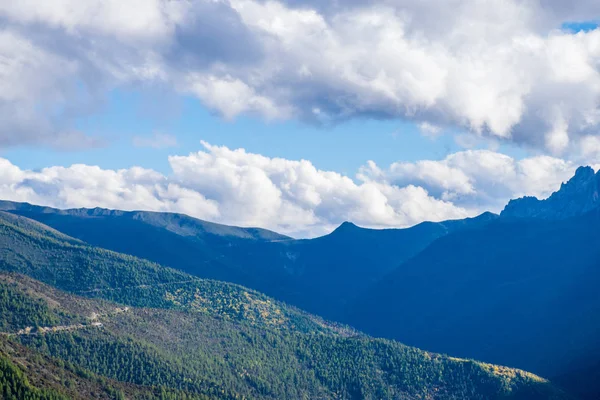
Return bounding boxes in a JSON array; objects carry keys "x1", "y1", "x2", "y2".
[
  {"x1": 1, "y1": 274, "x2": 568, "y2": 400},
  {"x1": 0, "y1": 335, "x2": 214, "y2": 400},
  {"x1": 0, "y1": 211, "x2": 345, "y2": 335},
  {"x1": 0, "y1": 212, "x2": 570, "y2": 399}
]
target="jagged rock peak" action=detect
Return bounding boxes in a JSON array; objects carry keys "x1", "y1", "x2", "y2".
[{"x1": 501, "y1": 166, "x2": 600, "y2": 219}]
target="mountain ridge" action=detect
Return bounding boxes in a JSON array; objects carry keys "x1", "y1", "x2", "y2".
[
  {"x1": 0, "y1": 212, "x2": 569, "y2": 400},
  {"x1": 501, "y1": 166, "x2": 600, "y2": 220},
  {"x1": 2, "y1": 167, "x2": 599, "y2": 398},
  {"x1": 331, "y1": 211, "x2": 498, "y2": 237},
  {"x1": 348, "y1": 205, "x2": 600, "y2": 399},
  {"x1": 0, "y1": 200, "x2": 291, "y2": 241},
  {"x1": 0, "y1": 200, "x2": 499, "y2": 321}
]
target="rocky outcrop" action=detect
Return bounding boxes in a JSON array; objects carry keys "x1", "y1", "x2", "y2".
[{"x1": 501, "y1": 166, "x2": 600, "y2": 219}]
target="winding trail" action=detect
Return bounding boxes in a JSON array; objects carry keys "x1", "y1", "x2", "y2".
[
  {"x1": 74, "y1": 279, "x2": 202, "y2": 295},
  {"x1": 0, "y1": 306, "x2": 130, "y2": 337}
]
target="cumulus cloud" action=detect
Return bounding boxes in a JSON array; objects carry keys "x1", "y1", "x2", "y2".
[
  {"x1": 0, "y1": 30, "x2": 102, "y2": 148},
  {"x1": 0, "y1": 0, "x2": 599, "y2": 152},
  {"x1": 0, "y1": 142, "x2": 475, "y2": 237},
  {"x1": 0, "y1": 142, "x2": 591, "y2": 237},
  {"x1": 359, "y1": 150, "x2": 578, "y2": 211}
]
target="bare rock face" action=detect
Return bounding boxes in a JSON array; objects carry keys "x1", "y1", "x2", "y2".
[{"x1": 501, "y1": 166, "x2": 600, "y2": 219}]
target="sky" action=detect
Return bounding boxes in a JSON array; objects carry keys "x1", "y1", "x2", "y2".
[{"x1": 0, "y1": 1, "x2": 599, "y2": 237}]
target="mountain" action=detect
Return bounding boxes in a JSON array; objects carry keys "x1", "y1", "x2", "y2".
[
  {"x1": 251, "y1": 211, "x2": 498, "y2": 318},
  {"x1": 0, "y1": 201, "x2": 289, "y2": 241},
  {"x1": 0, "y1": 200, "x2": 290, "y2": 284},
  {"x1": 502, "y1": 166, "x2": 600, "y2": 219},
  {"x1": 348, "y1": 168, "x2": 600, "y2": 398},
  {"x1": 0, "y1": 210, "x2": 333, "y2": 333},
  {"x1": 0, "y1": 212, "x2": 568, "y2": 399},
  {"x1": 0, "y1": 200, "x2": 497, "y2": 320}
]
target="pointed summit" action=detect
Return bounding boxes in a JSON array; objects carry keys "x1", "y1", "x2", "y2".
[
  {"x1": 501, "y1": 166, "x2": 600, "y2": 219},
  {"x1": 332, "y1": 221, "x2": 360, "y2": 235}
]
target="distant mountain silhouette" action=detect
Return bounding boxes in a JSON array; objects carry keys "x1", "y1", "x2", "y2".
[
  {"x1": 0, "y1": 200, "x2": 497, "y2": 320},
  {"x1": 256, "y1": 211, "x2": 498, "y2": 318},
  {"x1": 0, "y1": 200, "x2": 290, "y2": 285}
]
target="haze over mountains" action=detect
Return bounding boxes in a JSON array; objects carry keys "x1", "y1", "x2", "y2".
[{"x1": 1, "y1": 167, "x2": 599, "y2": 399}]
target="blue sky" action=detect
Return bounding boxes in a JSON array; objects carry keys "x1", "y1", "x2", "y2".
[
  {"x1": 562, "y1": 21, "x2": 599, "y2": 33},
  {"x1": 0, "y1": 1, "x2": 598, "y2": 236},
  {"x1": 2, "y1": 88, "x2": 528, "y2": 177}
]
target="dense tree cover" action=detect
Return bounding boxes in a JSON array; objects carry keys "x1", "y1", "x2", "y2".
[
  {"x1": 18, "y1": 313, "x2": 567, "y2": 400},
  {"x1": 0, "y1": 213, "x2": 353, "y2": 336},
  {"x1": 0, "y1": 335, "x2": 216, "y2": 400},
  {"x1": 19, "y1": 332, "x2": 240, "y2": 399},
  {"x1": 0, "y1": 354, "x2": 68, "y2": 400},
  {"x1": 0, "y1": 215, "x2": 186, "y2": 293},
  {"x1": 0, "y1": 281, "x2": 62, "y2": 331},
  {"x1": 0, "y1": 211, "x2": 574, "y2": 399},
  {"x1": 5, "y1": 276, "x2": 567, "y2": 400},
  {"x1": 19, "y1": 332, "x2": 224, "y2": 398}
]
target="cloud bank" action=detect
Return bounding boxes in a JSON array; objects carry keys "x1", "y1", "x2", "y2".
[
  {"x1": 0, "y1": 143, "x2": 581, "y2": 237},
  {"x1": 0, "y1": 1, "x2": 599, "y2": 152}
]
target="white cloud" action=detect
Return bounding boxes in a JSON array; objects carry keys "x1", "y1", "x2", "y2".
[
  {"x1": 0, "y1": 143, "x2": 476, "y2": 237},
  {"x1": 0, "y1": 30, "x2": 90, "y2": 147},
  {"x1": 0, "y1": 0, "x2": 599, "y2": 152},
  {"x1": 359, "y1": 150, "x2": 578, "y2": 211},
  {"x1": 581, "y1": 135, "x2": 600, "y2": 157},
  {"x1": 168, "y1": 142, "x2": 473, "y2": 234},
  {"x1": 0, "y1": 142, "x2": 593, "y2": 237},
  {"x1": 418, "y1": 122, "x2": 443, "y2": 138},
  {"x1": 133, "y1": 133, "x2": 178, "y2": 149},
  {"x1": 185, "y1": 74, "x2": 289, "y2": 120},
  {"x1": 0, "y1": 0, "x2": 180, "y2": 42}
]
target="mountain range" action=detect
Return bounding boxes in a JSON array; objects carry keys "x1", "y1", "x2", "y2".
[
  {"x1": 1, "y1": 167, "x2": 600, "y2": 398},
  {"x1": 0, "y1": 210, "x2": 563, "y2": 399},
  {"x1": 348, "y1": 167, "x2": 600, "y2": 399},
  {"x1": 0, "y1": 200, "x2": 497, "y2": 320}
]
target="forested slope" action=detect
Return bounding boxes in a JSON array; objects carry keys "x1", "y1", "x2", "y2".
[
  {"x1": 0, "y1": 212, "x2": 570, "y2": 399},
  {"x1": 0, "y1": 274, "x2": 569, "y2": 400}
]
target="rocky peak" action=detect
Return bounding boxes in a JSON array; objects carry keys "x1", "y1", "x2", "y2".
[{"x1": 501, "y1": 166, "x2": 600, "y2": 219}]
